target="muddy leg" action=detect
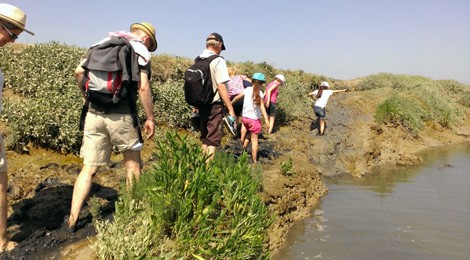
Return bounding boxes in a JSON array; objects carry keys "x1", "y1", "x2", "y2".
[
  {"x1": 0, "y1": 172, "x2": 16, "y2": 252},
  {"x1": 251, "y1": 133, "x2": 259, "y2": 163},
  {"x1": 68, "y1": 165, "x2": 98, "y2": 229},
  {"x1": 319, "y1": 119, "x2": 326, "y2": 135}
]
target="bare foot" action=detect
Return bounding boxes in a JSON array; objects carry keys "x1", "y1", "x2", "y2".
[{"x1": 0, "y1": 240, "x2": 18, "y2": 253}]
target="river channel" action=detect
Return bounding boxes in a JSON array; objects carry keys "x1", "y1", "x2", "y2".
[{"x1": 275, "y1": 144, "x2": 470, "y2": 259}]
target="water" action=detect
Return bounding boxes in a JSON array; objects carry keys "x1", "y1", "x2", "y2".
[{"x1": 275, "y1": 145, "x2": 470, "y2": 260}]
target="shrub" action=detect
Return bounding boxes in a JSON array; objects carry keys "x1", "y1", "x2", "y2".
[
  {"x1": 153, "y1": 79, "x2": 192, "y2": 128},
  {"x1": 375, "y1": 93, "x2": 425, "y2": 135},
  {"x1": 93, "y1": 132, "x2": 272, "y2": 259},
  {"x1": 0, "y1": 42, "x2": 85, "y2": 152}
]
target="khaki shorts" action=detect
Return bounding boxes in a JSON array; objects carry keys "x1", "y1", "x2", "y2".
[
  {"x1": 80, "y1": 112, "x2": 141, "y2": 166},
  {"x1": 0, "y1": 135, "x2": 7, "y2": 173}
]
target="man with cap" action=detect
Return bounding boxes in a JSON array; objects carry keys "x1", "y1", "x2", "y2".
[
  {"x1": 0, "y1": 2, "x2": 34, "y2": 252},
  {"x1": 67, "y1": 22, "x2": 157, "y2": 231},
  {"x1": 195, "y1": 32, "x2": 235, "y2": 161}
]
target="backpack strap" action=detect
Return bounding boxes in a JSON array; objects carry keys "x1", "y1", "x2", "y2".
[{"x1": 204, "y1": 54, "x2": 221, "y2": 101}]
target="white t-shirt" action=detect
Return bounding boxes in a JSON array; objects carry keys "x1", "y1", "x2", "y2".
[
  {"x1": 242, "y1": 87, "x2": 265, "y2": 120},
  {"x1": 199, "y1": 49, "x2": 230, "y2": 102},
  {"x1": 312, "y1": 89, "x2": 334, "y2": 108}
]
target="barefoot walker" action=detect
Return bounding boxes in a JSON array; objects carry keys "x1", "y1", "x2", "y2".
[
  {"x1": 67, "y1": 22, "x2": 157, "y2": 231},
  {"x1": 0, "y1": 3, "x2": 34, "y2": 252},
  {"x1": 308, "y1": 81, "x2": 347, "y2": 135}
]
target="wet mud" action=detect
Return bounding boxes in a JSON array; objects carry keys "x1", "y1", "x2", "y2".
[{"x1": 1, "y1": 89, "x2": 469, "y2": 259}]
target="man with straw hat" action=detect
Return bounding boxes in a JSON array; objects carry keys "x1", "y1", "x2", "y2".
[
  {"x1": 0, "y1": 3, "x2": 34, "y2": 252},
  {"x1": 67, "y1": 22, "x2": 157, "y2": 232}
]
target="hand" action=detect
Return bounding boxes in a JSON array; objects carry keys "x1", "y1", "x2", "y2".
[{"x1": 143, "y1": 119, "x2": 155, "y2": 140}]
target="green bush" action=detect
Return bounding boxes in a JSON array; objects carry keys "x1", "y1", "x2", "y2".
[
  {"x1": 0, "y1": 42, "x2": 85, "y2": 152},
  {"x1": 376, "y1": 93, "x2": 425, "y2": 135},
  {"x1": 93, "y1": 132, "x2": 272, "y2": 259},
  {"x1": 153, "y1": 79, "x2": 192, "y2": 128},
  {"x1": 357, "y1": 73, "x2": 431, "y2": 91}
]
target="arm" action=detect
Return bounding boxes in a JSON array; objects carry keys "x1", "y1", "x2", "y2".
[
  {"x1": 74, "y1": 59, "x2": 87, "y2": 103},
  {"x1": 265, "y1": 83, "x2": 279, "y2": 106},
  {"x1": 231, "y1": 92, "x2": 244, "y2": 104},
  {"x1": 260, "y1": 101, "x2": 269, "y2": 126},
  {"x1": 138, "y1": 71, "x2": 155, "y2": 140},
  {"x1": 332, "y1": 89, "x2": 347, "y2": 93},
  {"x1": 218, "y1": 82, "x2": 235, "y2": 118}
]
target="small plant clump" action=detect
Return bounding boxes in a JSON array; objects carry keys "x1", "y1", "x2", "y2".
[
  {"x1": 93, "y1": 132, "x2": 273, "y2": 259},
  {"x1": 280, "y1": 158, "x2": 294, "y2": 177}
]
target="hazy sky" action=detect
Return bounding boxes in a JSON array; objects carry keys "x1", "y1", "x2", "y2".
[{"x1": 10, "y1": 0, "x2": 470, "y2": 84}]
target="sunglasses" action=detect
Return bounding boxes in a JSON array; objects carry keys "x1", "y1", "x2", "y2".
[{"x1": 2, "y1": 23, "x2": 18, "y2": 40}]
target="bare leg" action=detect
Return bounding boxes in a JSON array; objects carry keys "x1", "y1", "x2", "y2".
[
  {"x1": 251, "y1": 133, "x2": 259, "y2": 163},
  {"x1": 319, "y1": 119, "x2": 325, "y2": 135},
  {"x1": 268, "y1": 116, "x2": 275, "y2": 134},
  {"x1": 68, "y1": 165, "x2": 98, "y2": 228},
  {"x1": 0, "y1": 172, "x2": 16, "y2": 252},
  {"x1": 240, "y1": 123, "x2": 247, "y2": 144},
  {"x1": 123, "y1": 150, "x2": 142, "y2": 187},
  {"x1": 243, "y1": 132, "x2": 251, "y2": 151},
  {"x1": 202, "y1": 145, "x2": 216, "y2": 162}
]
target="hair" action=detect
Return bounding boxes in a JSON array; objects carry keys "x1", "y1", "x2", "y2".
[
  {"x1": 206, "y1": 39, "x2": 220, "y2": 48},
  {"x1": 316, "y1": 85, "x2": 324, "y2": 99},
  {"x1": 252, "y1": 80, "x2": 263, "y2": 106},
  {"x1": 228, "y1": 66, "x2": 238, "y2": 77}
]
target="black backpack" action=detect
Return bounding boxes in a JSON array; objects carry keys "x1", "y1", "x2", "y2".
[{"x1": 184, "y1": 54, "x2": 220, "y2": 107}]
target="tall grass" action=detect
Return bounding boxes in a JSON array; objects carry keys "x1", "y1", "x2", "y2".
[
  {"x1": 366, "y1": 73, "x2": 468, "y2": 134},
  {"x1": 93, "y1": 132, "x2": 272, "y2": 259}
]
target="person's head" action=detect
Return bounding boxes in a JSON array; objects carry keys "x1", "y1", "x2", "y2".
[
  {"x1": 275, "y1": 74, "x2": 286, "y2": 85},
  {"x1": 130, "y1": 22, "x2": 157, "y2": 52},
  {"x1": 251, "y1": 72, "x2": 266, "y2": 106},
  {"x1": 0, "y1": 3, "x2": 34, "y2": 46},
  {"x1": 320, "y1": 81, "x2": 329, "y2": 89},
  {"x1": 206, "y1": 32, "x2": 226, "y2": 54},
  {"x1": 228, "y1": 66, "x2": 238, "y2": 77}
]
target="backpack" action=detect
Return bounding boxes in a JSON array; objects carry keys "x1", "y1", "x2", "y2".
[
  {"x1": 183, "y1": 54, "x2": 220, "y2": 107},
  {"x1": 84, "y1": 69, "x2": 126, "y2": 106},
  {"x1": 82, "y1": 36, "x2": 137, "y2": 107}
]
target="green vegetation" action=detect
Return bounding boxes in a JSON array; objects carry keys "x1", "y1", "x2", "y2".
[
  {"x1": 280, "y1": 158, "x2": 294, "y2": 177},
  {"x1": 362, "y1": 73, "x2": 468, "y2": 135},
  {"x1": 1, "y1": 43, "x2": 469, "y2": 257},
  {"x1": 0, "y1": 43, "x2": 324, "y2": 152},
  {"x1": 93, "y1": 132, "x2": 272, "y2": 259}
]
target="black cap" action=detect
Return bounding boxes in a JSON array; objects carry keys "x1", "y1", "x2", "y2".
[{"x1": 207, "y1": 32, "x2": 226, "y2": 50}]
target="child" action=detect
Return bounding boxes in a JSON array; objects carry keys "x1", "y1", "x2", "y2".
[
  {"x1": 231, "y1": 73, "x2": 269, "y2": 163},
  {"x1": 264, "y1": 74, "x2": 285, "y2": 134},
  {"x1": 308, "y1": 81, "x2": 347, "y2": 135}
]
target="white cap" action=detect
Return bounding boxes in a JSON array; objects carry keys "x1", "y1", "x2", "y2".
[
  {"x1": 275, "y1": 74, "x2": 286, "y2": 84},
  {"x1": 320, "y1": 81, "x2": 329, "y2": 88}
]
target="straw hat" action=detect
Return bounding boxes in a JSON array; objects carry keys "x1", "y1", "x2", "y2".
[
  {"x1": 130, "y1": 22, "x2": 157, "y2": 52},
  {"x1": 0, "y1": 3, "x2": 34, "y2": 35}
]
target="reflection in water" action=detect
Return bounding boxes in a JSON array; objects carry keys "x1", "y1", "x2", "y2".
[{"x1": 275, "y1": 145, "x2": 470, "y2": 259}]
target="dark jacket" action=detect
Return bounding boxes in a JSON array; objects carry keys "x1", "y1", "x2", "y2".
[{"x1": 82, "y1": 36, "x2": 140, "y2": 84}]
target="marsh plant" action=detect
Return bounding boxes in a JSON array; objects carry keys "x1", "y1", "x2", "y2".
[
  {"x1": 93, "y1": 132, "x2": 272, "y2": 259},
  {"x1": 280, "y1": 157, "x2": 294, "y2": 177}
]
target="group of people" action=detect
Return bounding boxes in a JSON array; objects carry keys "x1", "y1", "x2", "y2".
[
  {"x1": 224, "y1": 70, "x2": 286, "y2": 162},
  {"x1": 0, "y1": 3, "x2": 347, "y2": 253}
]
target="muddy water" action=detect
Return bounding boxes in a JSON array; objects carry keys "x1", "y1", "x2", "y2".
[{"x1": 275, "y1": 144, "x2": 470, "y2": 259}]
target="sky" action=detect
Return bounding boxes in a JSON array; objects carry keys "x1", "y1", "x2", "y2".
[{"x1": 9, "y1": 0, "x2": 470, "y2": 84}]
